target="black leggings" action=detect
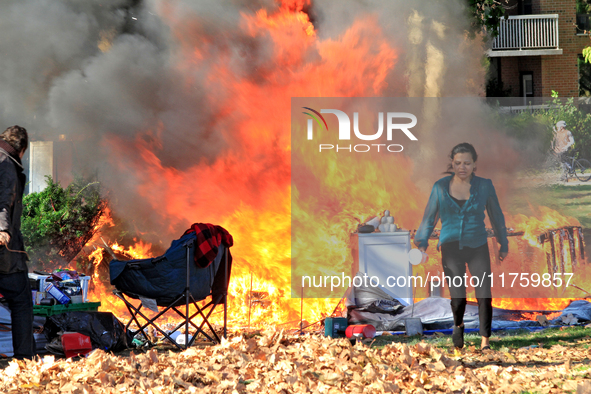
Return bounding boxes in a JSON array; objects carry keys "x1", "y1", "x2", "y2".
[{"x1": 441, "y1": 241, "x2": 492, "y2": 337}]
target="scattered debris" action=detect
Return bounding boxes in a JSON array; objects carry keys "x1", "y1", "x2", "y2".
[{"x1": 562, "y1": 313, "x2": 579, "y2": 326}]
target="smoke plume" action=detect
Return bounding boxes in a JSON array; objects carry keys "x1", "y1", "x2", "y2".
[{"x1": 0, "y1": 0, "x2": 500, "y2": 243}]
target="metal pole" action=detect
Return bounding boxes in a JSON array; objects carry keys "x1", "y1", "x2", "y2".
[
  {"x1": 300, "y1": 286, "x2": 304, "y2": 334},
  {"x1": 185, "y1": 243, "x2": 190, "y2": 349},
  {"x1": 224, "y1": 247, "x2": 228, "y2": 340},
  {"x1": 248, "y1": 272, "x2": 253, "y2": 332},
  {"x1": 330, "y1": 296, "x2": 344, "y2": 317},
  {"x1": 555, "y1": 16, "x2": 559, "y2": 50}
]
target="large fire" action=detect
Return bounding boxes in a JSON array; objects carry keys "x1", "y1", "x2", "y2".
[
  {"x1": 83, "y1": 0, "x2": 400, "y2": 329},
  {"x1": 48, "y1": 0, "x2": 587, "y2": 330}
]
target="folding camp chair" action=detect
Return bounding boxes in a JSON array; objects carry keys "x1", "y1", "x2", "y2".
[{"x1": 110, "y1": 232, "x2": 231, "y2": 349}]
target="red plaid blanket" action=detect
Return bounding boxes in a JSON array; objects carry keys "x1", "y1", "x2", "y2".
[{"x1": 182, "y1": 223, "x2": 233, "y2": 268}]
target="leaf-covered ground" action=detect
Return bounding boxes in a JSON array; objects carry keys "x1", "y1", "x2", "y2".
[{"x1": 2, "y1": 328, "x2": 591, "y2": 394}]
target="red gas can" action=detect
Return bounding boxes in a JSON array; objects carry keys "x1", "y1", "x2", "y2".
[
  {"x1": 61, "y1": 332, "x2": 92, "y2": 358},
  {"x1": 345, "y1": 324, "x2": 376, "y2": 339}
]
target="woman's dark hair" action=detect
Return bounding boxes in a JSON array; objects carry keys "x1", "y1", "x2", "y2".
[
  {"x1": 445, "y1": 143, "x2": 477, "y2": 173},
  {"x1": 0, "y1": 125, "x2": 28, "y2": 153}
]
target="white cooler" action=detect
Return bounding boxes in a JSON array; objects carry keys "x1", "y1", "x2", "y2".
[{"x1": 350, "y1": 231, "x2": 413, "y2": 306}]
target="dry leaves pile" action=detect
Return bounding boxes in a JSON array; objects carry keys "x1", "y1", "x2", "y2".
[{"x1": 2, "y1": 329, "x2": 591, "y2": 393}]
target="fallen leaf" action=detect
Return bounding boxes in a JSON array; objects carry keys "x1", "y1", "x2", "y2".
[
  {"x1": 148, "y1": 349, "x2": 159, "y2": 364},
  {"x1": 561, "y1": 313, "x2": 578, "y2": 325},
  {"x1": 578, "y1": 381, "x2": 591, "y2": 393},
  {"x1": 536, "y1": 315, "x2": 549, "y2": 326}
]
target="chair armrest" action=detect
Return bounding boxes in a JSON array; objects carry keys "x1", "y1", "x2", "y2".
[{"x1": 127, "y1": 256, "x2": 166, "y2": 270}]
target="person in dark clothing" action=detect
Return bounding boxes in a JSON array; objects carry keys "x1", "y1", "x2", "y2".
[
  {"x1": 414, "y1": 143, "x2": 509, "y2": 351},
  {"x1": 0, "y1": 125, "x2": 34, "y2": 359}
]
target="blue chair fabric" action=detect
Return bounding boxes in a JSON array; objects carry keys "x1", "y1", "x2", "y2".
[{"x1": 110, "y1": 233, "x2": 225, "y2": 306}]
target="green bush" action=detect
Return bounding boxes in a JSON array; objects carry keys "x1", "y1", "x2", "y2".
[
  {"x1": 538, "y1": 96, "x2": 591, "y2": 161},
  {"x1": 491, "y1": 95, "x2": 591, "y2": 162},
  {"x1": 21, "y1": 177, "x2": 107, "y2": 271}
]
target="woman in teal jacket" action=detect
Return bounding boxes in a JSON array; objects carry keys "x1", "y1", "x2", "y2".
[{"x1": 414, "y1": 143, "x2": 509, "y2": 350}]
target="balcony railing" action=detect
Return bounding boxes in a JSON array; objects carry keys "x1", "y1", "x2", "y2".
[{"x1": 491, "y1": 14, "x2": 559, "y2": 52}]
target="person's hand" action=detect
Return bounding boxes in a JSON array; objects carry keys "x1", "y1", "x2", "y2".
[
  {"x1": 499, "y1": 250, "x2": 508, "y2": 262},
  {"x1": 0, "y1": 232, "x2": 10, "y2": 246},
  {"x1": 419, "y1": 246, "x2": 426, "y2": 253}
]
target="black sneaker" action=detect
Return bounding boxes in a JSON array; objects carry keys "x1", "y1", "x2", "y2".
[{"x1": 452, "y1": 325, "x2": 464, "y2": 349}]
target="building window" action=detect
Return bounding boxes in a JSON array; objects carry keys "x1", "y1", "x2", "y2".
[
  {"x1": 521, "y1": 72, "x2": 533, "y2": 98},
  {"x1": 519, "y1": 0, "x2": 533, "y2": 15},
  {"x1": 577, "y1": 0, "x2": 591, "y2": 33},
  {"x1": 579, "y1": 55, "x2": 591, "y2": 96},
  {"x1": 485, "y1": 58, "x2": 512, "y2": 97}
]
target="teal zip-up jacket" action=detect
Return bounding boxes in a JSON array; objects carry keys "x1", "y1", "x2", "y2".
[{"x1": 414, "y1": 174, "x2": 509, "y2": 253}]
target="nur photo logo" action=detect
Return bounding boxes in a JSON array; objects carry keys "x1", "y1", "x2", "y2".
[{"x1": 302, "y1": 107, "x2": 418, "y2": 153}]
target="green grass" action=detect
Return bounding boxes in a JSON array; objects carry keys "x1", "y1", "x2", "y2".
[
  {"x1": 574, "y1": 364, "x2": 591, "y2": 372},
  {"x1": 508, "y1": 183, "x2": 591, "y2": 263},
  {"x1": 509, "y1": 184, "x2": 591, "y2": 229},
  {"x1": 367, "y1": 326, "x2": 591, "y2": 350},
  {"x1": 484, "y1": 326, "x2": 590, "y2": 350}
]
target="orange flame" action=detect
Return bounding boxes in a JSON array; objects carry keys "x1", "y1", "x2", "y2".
[{"x1": 510, "y1": 206, "x2": 581, "y2": 247}]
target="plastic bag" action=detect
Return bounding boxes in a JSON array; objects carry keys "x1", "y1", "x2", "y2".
[
  {"x1": 43, "y1": 311, "x2": 130, "y2": 352},
  {"x1": 52, "y1": 269, "x2": 80, "y2": 281}
]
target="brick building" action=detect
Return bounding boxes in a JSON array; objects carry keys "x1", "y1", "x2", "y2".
[{"x1": 488, "y1": 0, "x2": 591, "y2": 98}]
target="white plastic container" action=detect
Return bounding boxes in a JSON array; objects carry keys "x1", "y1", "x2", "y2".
[
  {"x1": 175, "y1": 334, "x2": 193, "y2": 346},
  {"x1": 28, "y1": 273, "x2": 50, "y2": 294},
  {"x1": 408, "y1": 249, "x2": 429, "y2": 265},
  {"x1": 79, "y1": 276, "x2": 90, "y2": 303}
]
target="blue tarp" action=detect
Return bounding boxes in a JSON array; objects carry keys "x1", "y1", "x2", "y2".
[{"x1": 349, "y1": 297, "x2": 585, "y2": 331}]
